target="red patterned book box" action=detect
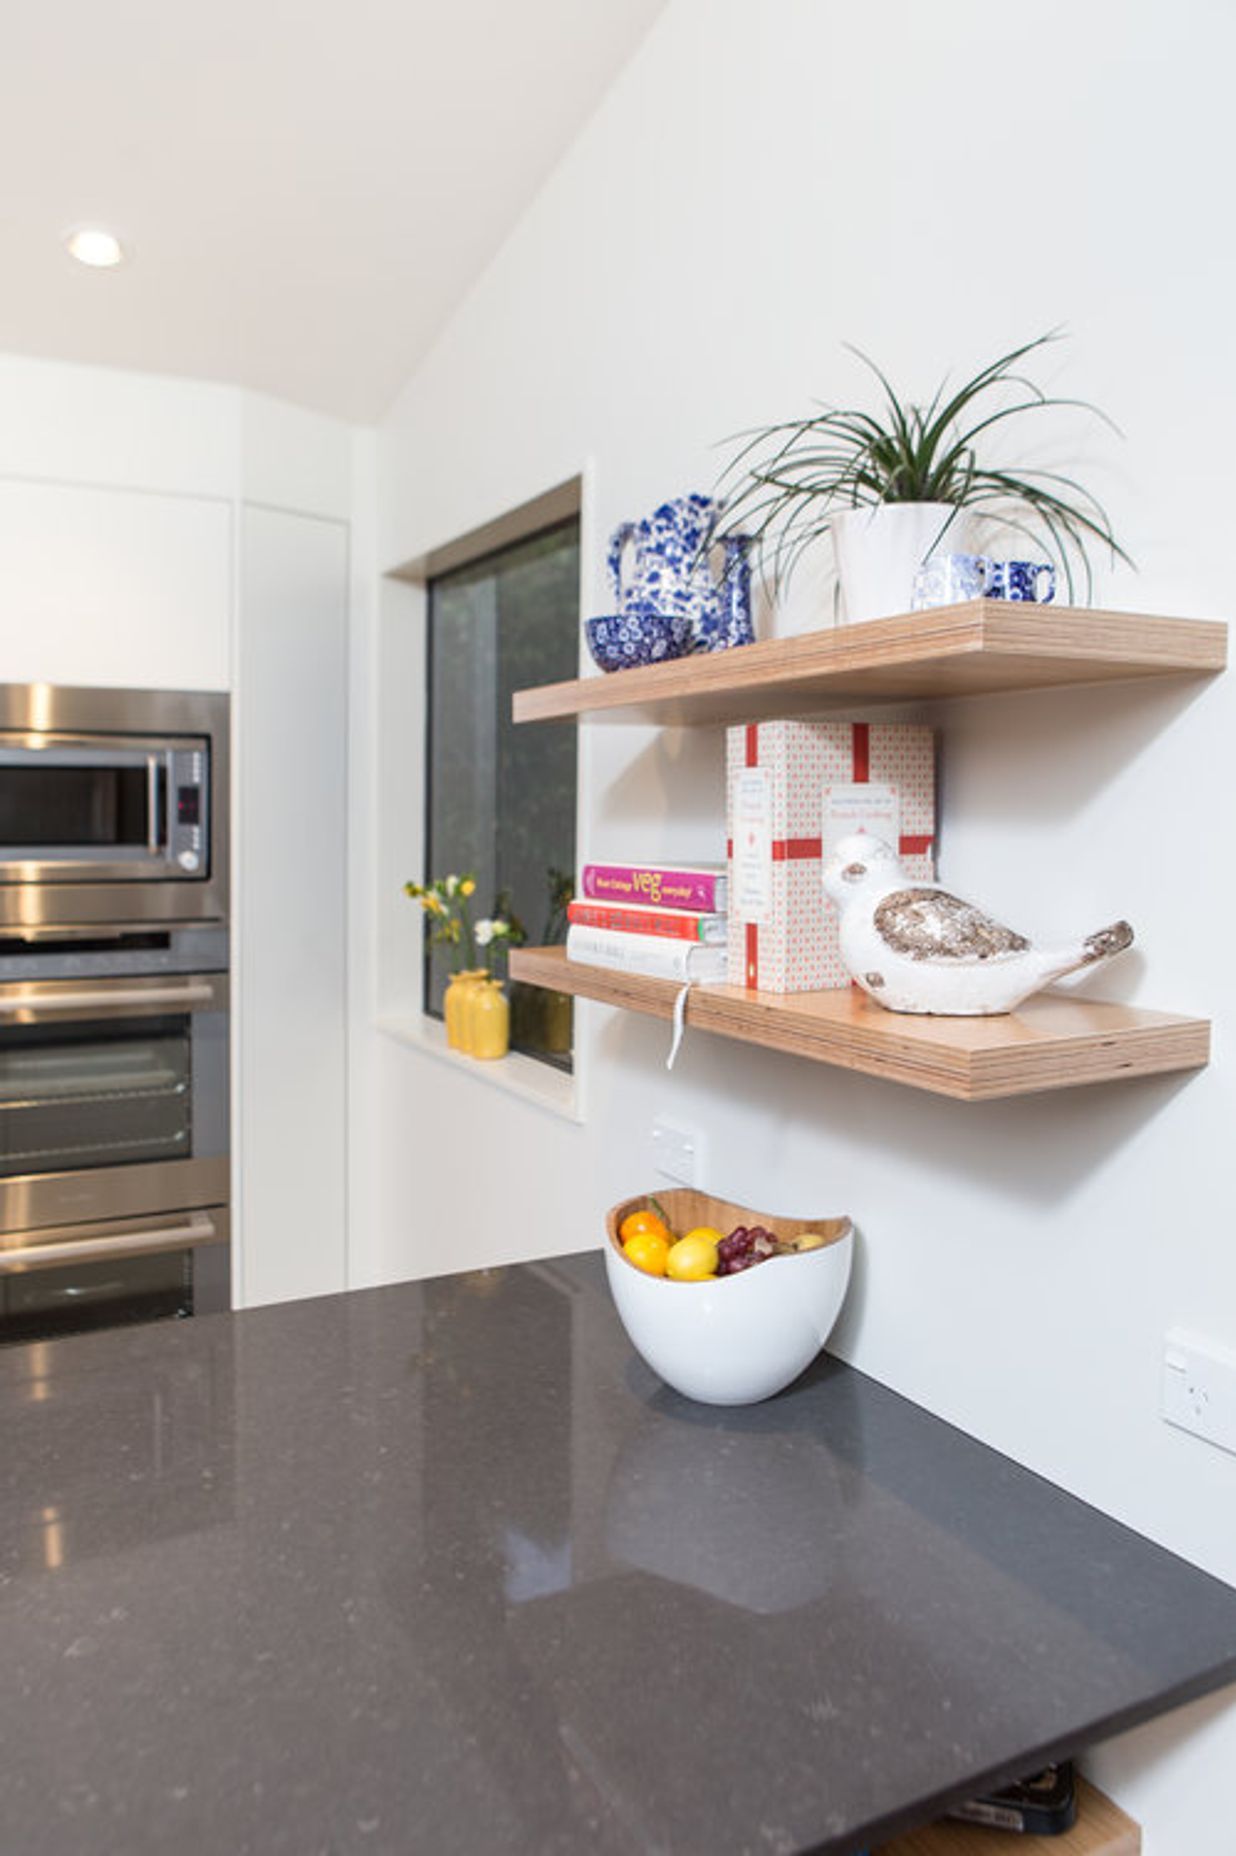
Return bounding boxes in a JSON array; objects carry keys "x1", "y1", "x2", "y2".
[{"x1": 726, "y1": 719, "x2": 936, "y2": 992}]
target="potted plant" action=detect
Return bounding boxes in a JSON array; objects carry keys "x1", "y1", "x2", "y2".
[
  {"x1": 718, "y1": 332, "x2": 1131, "y2": 623},
  {"x1": 404, "y1": 870, "x2": 480, "y2": 1048}
]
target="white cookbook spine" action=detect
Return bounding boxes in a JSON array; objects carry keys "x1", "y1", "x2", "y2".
[{"x1": 565, "y1": 925, "x2": 727, "y2": 982}]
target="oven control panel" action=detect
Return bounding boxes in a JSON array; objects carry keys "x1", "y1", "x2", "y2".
[
  {"x1": 168, "y1": 749, "x2": 208, "y2": 877},
  {"x1": 0, "y1": 925, "x2": 229, "y2": 982}
]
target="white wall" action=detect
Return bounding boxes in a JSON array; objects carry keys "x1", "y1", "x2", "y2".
[
  {"x1": 357, "y1": 1, "x2": 1236, "y2": 1846},
  {"x1": 0, "y1": 354, "x2": 358, "y2": 1307}
]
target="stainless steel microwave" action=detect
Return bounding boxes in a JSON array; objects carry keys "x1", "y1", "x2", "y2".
[{"x1": 0, "y1": 685, "x2": 229, "y2": 931}]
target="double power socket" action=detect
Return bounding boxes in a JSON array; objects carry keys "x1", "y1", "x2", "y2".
[
  {"x1": 1162, "y1": 1327, "x2": 1236, "y2": 1457},
  {"x1": 650, "y1": 1118, "x2": 703, "y2": 1188}
]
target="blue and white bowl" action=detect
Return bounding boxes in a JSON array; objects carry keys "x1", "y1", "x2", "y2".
[{"x1": 585, "y1": 610, "x2": 693, "y2": 673}]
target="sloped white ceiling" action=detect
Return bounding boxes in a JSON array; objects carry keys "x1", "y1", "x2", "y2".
[{"x1": 0, "y1": 0, "x2": 666, "y2": 420}]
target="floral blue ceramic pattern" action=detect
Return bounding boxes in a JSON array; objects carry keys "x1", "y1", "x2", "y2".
[
  {"x1": 913, "y1": 551, "x2": 1056, "y2": 611},
  {"x1": 912, "y1": 552, "x2": 989, "y2": 609},
  {"x1": 984, "y1": 559, "x2": 1056, "y2": 602},
  {"x1": 605, "y1": 493, "x2": 755, "y2": 654},
  {"x1": 586, "y1": 611, "x2": 691, "y2": 673}
]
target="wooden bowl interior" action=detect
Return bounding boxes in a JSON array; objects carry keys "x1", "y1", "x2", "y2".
[{"x1": 606, "y1": 1189, "x2": 851, "y2": 1257}]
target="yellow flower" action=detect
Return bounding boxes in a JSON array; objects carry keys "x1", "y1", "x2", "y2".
[{"x1": 460, "y1": 878, "x2": 476, "y2": 898}]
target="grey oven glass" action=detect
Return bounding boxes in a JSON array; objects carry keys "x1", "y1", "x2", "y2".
[
  {"x1": 0, "y1": 1015, "x2": 191, "y2": 1177},
  {"x1": 0, "y1": 764, "x2": 157, "y2": 847},
  {"x1": 1, "y1": 1249, "x2": 192, "y2": 1341}
]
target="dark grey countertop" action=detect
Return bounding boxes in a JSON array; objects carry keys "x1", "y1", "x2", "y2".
[{"x1": 4, "y1": 1251, "x2": 1236, "y2": 1856}]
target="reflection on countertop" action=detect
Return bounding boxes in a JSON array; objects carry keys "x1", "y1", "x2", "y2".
[
  {"x1": 2, "y1": 1252, "x2": 1236, "y2": 1856},
  {"x1": 2, "y1": 1327, "x2": 235, "y2": 1577}
]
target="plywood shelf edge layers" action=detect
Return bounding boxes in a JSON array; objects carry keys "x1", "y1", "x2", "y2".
[
  {"x1": 875, "y1": 1775, "x2": 1140, "y2": 1854},
  {"x1": 512, "y1": 603, "x2": 1227, "y2": 725},
  {"x1": 509, "y1": 948, "x2": 1210, "y2": 1101}
]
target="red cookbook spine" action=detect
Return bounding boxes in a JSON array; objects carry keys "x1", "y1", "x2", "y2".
[{"x1": 567, "y1": 901, "x2": 710, "y2": 941}]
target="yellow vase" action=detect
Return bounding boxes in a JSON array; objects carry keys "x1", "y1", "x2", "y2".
[
  {"x1": 445, "y1": 970, "x2": 483, "y2": 1051},
  {"x1": 470, "y1": 978, "x2": 510, "y2": 1061}
]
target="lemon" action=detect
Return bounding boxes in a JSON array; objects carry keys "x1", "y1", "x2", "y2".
[
  {"x1": 622, "y1": 1229, "x2": 670, "y2": 1276},
  {"x1": 683, "y1": 1225, "x2": 725, "y2": 1250},
  {"x1": 666, "y1": 1231, "x2": 720, "y2": 1282}
]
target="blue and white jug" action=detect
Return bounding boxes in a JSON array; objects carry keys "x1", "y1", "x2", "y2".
[{"x1": 607, "y1": 493, "x2": 755, "y2": 653}]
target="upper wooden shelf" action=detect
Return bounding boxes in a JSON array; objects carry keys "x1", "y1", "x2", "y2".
[
  {"x1": 510, "y1": 946, "x2": 1209, "y2": 1101},
  {"x1": 512, "y1": 602, "x2": 1227, "y2": 726}
]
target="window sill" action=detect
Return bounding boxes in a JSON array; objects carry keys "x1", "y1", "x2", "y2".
[{"x1": 374, "y1": 1014, "x2": 583, "y2": 1124}]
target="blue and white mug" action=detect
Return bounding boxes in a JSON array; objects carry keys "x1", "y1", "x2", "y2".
[
  {"x1": 913, "y1": 551, "x2": 1056, "y2": 610},
  {"x1": 911, "y1": 552, "x2": 989, "y2": 610},
  {"x1": 984, "y1": 559, "x2": 1056, "y2": 603}
]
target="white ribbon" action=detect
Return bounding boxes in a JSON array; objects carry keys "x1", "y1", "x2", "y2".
[
  {"x1": 665, "y1": 971, "x2": 725, "y2": 1070},
  {"x1": 667, "y1": 979, "x2": 692, "y2": 1070}
]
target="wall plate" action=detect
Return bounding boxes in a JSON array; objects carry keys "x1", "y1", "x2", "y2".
[
  {"x1": 650, "y1": 1118, "x2": 703, "y2": 1187},
  {"x1": 1162, "y1": 1327, "x2": 1236, "y2": 1457}
]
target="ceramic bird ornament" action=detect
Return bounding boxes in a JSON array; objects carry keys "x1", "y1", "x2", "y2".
[{"x1": 821, "y1": 835, "x2": 1134, "y2": 1016}]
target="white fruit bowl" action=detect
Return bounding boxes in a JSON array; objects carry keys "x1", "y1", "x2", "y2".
[{"x1": 603, "y1": 1189, "x2": 853, "y2": 1407}]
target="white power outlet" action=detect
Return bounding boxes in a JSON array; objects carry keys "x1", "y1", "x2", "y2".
[
  {"x1": 1162, "y1": 1327, "x2": 1236, "y2": 1457},
  {"x1": 650, "y1": 1119, "x2": 703, "y2": 1187}
]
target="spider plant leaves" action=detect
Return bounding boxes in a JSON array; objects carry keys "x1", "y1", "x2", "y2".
[
  {"x1": 717, "y1": 331, "x2": 1131, "y2": 604},
  {"x1": 908, "y1": 332, "x2": 1063, "y2": 458}
]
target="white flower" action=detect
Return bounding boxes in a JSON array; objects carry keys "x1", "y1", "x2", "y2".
[
  {"x1": 444, "y1": 874, "x2": 460, "y2": 897},
  {"x1": 474, "y1": 918, "x2": 495, "y2": 947},
  {"x1": 490, "y1": 920, "x2": 511, "y2": 940}
]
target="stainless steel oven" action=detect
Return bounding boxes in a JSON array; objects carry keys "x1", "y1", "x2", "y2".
[
  {"x1": 0, "y1": 684, "x2": 228, "y2": 932},
  {"x1": 0, "y1": 682, "x2": 231, "y2": 1342},
  {"x1": 0, "y1": 927, "x2": 230, "y2": 1340}
]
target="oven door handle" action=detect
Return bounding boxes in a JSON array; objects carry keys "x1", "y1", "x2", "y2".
[
  {"x1": 0, "y1": 980, "x2": 221, "y2": 1019},
  {"x1": 146, "y1": 752, "x2": 164, "y2": 854},
  {"x1": 0, "y1": 1212, "x2": 223, "y2": 1273}
]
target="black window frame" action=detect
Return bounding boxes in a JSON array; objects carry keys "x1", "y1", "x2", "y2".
[{"x1": 423, "y1": 513, "x2": 580, "y2": 1071}]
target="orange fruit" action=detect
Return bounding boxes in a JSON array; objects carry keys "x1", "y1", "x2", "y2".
[
  {"x1": 622, "y1": 1230, "x2": 670, "y2": 1277},
  {"x1": 619, "y1": 1207, "x2": 671, "y2": 1246}
]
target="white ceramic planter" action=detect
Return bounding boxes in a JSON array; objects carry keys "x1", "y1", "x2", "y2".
[{"x1": 830, "y1": 502, "x2": 958, "y2": 624}]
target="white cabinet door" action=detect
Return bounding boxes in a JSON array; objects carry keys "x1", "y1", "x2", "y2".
[
  {"x1": 0, "y1": 480, "x2": 231, "y2": 689},
  {"x1": 236, "y1": 505, "x2": 348, "y2": 1306}
]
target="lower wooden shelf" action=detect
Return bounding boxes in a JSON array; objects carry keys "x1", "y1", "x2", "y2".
[
  {"x1": 510, "y1": 947, "x2": 1210, "y2": 1101},
  {"x1": 874, "y1": 1775, "x2": 1139, "y2": 1853}
]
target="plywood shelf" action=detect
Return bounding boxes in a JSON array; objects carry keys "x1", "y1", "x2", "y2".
[
  {"x1": 509, "y1": 947, "x2": 1209, "y2": 1100},
  {"x1": 512, "y1": 602, "x2": 1226, "y2": 726},
  {"x1": 875, "y1": 1775, "x2": 1139, "y2": 1854}
]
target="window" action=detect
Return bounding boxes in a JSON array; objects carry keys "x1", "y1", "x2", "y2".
[{"x1": 425, "y1": 516, "x2": 579, "y2": 1067}]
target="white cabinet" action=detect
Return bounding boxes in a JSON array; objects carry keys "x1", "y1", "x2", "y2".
[
  {"x1": 0, "y1": 479, "x2": 231, "y2": 690},
  {"x1": 0, "y1": 358, "x2": 356, "y2": 1307},
  {"x1": 235, "y1": 505, "x2": 349, "y2": 1306}
]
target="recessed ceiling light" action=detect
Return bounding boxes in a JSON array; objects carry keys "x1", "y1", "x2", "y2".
[{"x1": 64, "y1": 227, "x2": 127, "y2": 269}]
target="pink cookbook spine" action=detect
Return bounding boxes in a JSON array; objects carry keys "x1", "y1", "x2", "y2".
[{"x1": 580, "y1": 864, "x2": 724, "y2": 912}]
